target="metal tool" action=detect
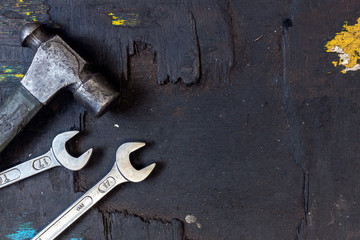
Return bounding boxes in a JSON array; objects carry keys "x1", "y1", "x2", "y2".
[
  {"x1": 32, "y1": 142, "x2": 156, "y2": 240},
  {"x1": 0, "y1": 131, "x2": 92, "y2": 189},
  {"x1": 0, "y1": 22, "x2": 120, "y2": 153}
]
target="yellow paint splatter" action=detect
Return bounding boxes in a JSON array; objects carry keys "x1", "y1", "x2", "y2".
[
  {"x1": 108, "y1": 12, "x2": 140, "y2": 27},
  {"x1": 14, "y1": 74, "x2": 24, "y2": 78},
  {"x1": 0, "y1": 73, "x2": 24, "y2": 82},
  {"x1": 325, "y1": 18, "x2": 360, "y2": 73},
  {"x1": 0, "y1": 65, "x2": 25, "y2": 82}
]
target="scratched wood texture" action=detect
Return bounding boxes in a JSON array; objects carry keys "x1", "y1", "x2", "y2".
[{"x1": 2, "y1": 0, "x2": 360, "y2": 239}]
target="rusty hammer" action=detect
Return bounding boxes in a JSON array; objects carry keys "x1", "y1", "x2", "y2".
[{"x1": 0, "y1": 22, "x2": 120, "y2": 153}]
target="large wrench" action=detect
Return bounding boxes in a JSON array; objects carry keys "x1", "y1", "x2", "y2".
[
  {"x1": 0, "y1": 131, "x2": 92, "y2": 189},
  {"x1": 32, "y1": 142, "x2": 156, "y2": 240}
]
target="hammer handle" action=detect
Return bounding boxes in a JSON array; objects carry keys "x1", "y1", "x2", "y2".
[{"x1": 0, "y1": 85, "x2": 42, "y2": 153}]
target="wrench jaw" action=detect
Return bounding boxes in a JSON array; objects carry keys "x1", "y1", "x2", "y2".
[
  {"x1": 52, "y1": 131, "x2": 93, "y2": 171},
  {"x1": 115, "y1": 142, "x2": 156, "y2": 183}
]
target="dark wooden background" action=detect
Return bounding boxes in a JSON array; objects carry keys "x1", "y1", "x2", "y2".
[{"x1": 1, "y1": 0, "x2": 360, "y2": 239}]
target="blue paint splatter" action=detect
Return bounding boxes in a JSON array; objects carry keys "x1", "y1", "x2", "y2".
[
  {"x1": 6, "y1": 222, "x2": 36, "y2": 240},
  {"x1": 68, "y1": 232, "x2": 83, "y2": 240}
]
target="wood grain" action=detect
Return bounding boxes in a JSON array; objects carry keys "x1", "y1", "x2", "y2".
[
  {"x1": 0, "y1": 0, "x2": 49, "y2": 45},
  {"x1": 2, "y1": 0, "x2": 360, "y2": 239},
  {"x1": 46, "y1": 0, "x2": 233, "y2": 86}
]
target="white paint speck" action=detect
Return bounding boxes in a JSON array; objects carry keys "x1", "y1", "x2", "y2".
[
  {"x1": 331, "y1": 46, "x2": 349, "y2": 65},
  {"x1": 114, "y1": 124, "x2": 119, "y2": 128},
  {"x1": 330, "y1": 45, "x2": 360, "y2": 73},
  {"x1": 185, "y1": 215, "x2": 197, "y2": 224},
  {"x1": 343, "y1": 64, "x2": 360, "y2": 72},
  {"x1": 185, "y1": 215, "x2": 202, "y2": 229}
]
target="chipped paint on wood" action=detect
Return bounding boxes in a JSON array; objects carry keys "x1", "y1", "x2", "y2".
[
  {"x1": 108, "y1": 12, "x2": 140, "y2": 27},
  {"x1": 6, "y1": 222, "x2": 36, "y2": 240},
  {"x1": 0, "y1": 0, "x2": 50, "y2": 44},
  {"x1": 0, "y1": 64, "x2": 25, "y2": 82},
  {"x1": 325, "y1": 18, "x2": 360, "y2": 73}
]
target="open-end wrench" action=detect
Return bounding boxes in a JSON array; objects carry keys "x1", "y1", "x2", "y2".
[
  {"x1": 32, "y1": 142, "x2": 156, "y2": 240},
  {"x1": 0, "y1": 131, "x2": 92, "y2": 189}
]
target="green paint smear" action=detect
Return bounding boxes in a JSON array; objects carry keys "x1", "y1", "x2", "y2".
[
  {"x1": 0, "y1": 64, "x2": 25, "y2": 82},
  {"x1": 6, "y1": 222, "x2": 36, "y2": 240}
]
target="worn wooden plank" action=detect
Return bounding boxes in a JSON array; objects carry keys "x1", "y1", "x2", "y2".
[
  {"x1": 284, "y1": 0, "x2": 360, "y2": 239},
  {"x1": 5, "y1": 0, "x2": 355, "y2": 239},
  {"x1": 46, "y1": 0, "x2": 233, "y2": 86},
  {"x1": 72, "y1": 40, "x2": 303, "y2": 240}
]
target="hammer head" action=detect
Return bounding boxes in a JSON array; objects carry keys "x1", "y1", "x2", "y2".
[
  {"x1": 115, "y1": 142, "x2": 156, "y2": 182},
  {"x1": 20, "y1": 23, "x2": 120, "y2": 117},
  {"x1": 20, "y1": 22, "x2": 49, "y2": 51}
]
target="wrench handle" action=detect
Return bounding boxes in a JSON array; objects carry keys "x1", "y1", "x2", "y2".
[
  {"x1": 0, "y1": 150, "x2": 59, "y2": 189},
  {"x1": 0, "y1": 85, "x2": 43, "y2": 153},
  {"x1": 32, "y1": 165, "x2": 127, "y2": 240}
]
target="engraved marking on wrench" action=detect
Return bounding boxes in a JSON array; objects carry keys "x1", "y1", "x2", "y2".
[
  {"x1": 0, "y1": 169, "x2": 20, "y2": 186},
  {"x1": 98, "y1": 177, "x2": 116, "y2": 193},
  {"x1": 76, "y1": 197, "x2": 93, "y2": 212},
  {"x1": 32, "y1": 156, "x2": 51, "y2": 170},
  {"x1": 34, "y1": 197, "x2": 93, "y2": 240}
]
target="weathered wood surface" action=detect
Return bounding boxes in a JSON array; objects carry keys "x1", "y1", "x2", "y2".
[{"x1": 1, "y1": 0, "x2": 360, "y2": 239}]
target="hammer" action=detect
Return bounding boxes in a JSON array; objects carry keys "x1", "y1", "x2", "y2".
[{"x1": 0, "y1": 22, "x2": 120, "y2": 153}]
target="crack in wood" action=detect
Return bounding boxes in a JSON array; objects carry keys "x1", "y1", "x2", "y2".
[{"x1": 99, "y1": 209, "x2": 185, "y2": 240}]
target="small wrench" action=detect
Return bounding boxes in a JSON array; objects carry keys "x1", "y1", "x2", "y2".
[
  {"x1": 0, "y1": 131, "x2": 92, "y2": 189},
  {"x1": 32, "y1": 142, "x2": 156, "y2": 240}
]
